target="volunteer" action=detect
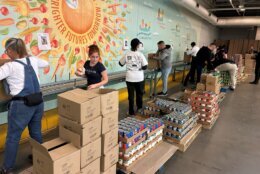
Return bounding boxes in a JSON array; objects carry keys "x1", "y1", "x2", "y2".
[
  {"x1": 196, "y1": 43, "x2": 216, "y2": 83},
  {"x1": 0, "y1": 38, "x2": 49, "y2": 174},
  {"x1": 213, "y1": 50, "x2": 238, "y2": 91},
  {"x1": 75, "y1": 44, "x2": 108, "y2": 89},
  {"x1": 151, "y1": 41, "x2": 172, "y2": 96},
  {"x1": 250, "y1": 51, "x2": 260, "y2": 85},
  {"x1": 119, "y1": 38, "x2": 148, "y2": 116},
  {"x1": 183, "y1": 42, "x2": 200, "y2": 86}
]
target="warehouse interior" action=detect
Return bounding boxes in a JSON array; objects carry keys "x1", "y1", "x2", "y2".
[{"x1": 0, "y1": 0, "x2": 259, "y2": 174}]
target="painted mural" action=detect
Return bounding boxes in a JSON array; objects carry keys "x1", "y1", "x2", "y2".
[{"x1": 0, "y1": 0, "x2": 197, "y2": 84}]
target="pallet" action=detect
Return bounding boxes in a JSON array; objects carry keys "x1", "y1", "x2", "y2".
[
  {"x1": 164, "y1": 124, "x2": 202, "y2": 152},
  {"x1": 200, "y1": 116, "x2": 219, "y2": 130},
  {"x1": 118, "y1": 141, "x2": 178, "y2": 174},
  {"x1": 19, "y1": 167, "x2": 33, "y2": 174}
]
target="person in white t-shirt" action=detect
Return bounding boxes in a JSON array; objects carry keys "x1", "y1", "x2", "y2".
[
  {"x1": 0, "y1": 38, "x2": 49, "y2": 174},
  {"x1": 119, "y1": 38, "x2": 148, "y2": 116}
]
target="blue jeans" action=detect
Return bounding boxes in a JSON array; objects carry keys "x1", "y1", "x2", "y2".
[
  {"x1": 161, "y1": 67, "x2": 172, "y2": 93},
  {"x1": 4, "y1": 101, "x2": 43, "y2": 169}
]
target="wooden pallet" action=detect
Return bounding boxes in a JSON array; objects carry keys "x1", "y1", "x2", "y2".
[
  {"x1": 200, "y1": 116, "x2": 219, "y2": 130},
  {"x1": 19, "y1": 167, "x2": 33, "y2": 174},
  {"x1": 164, "y1": 124, "x2": 202, "y2": 152},
  {"x1": 118, "y1": 141, "x2": 178, "y2": 174}
]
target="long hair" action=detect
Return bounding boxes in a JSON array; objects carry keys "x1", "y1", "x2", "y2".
[{"x1": 5, "y1": 38, "x2": 28, "y2": 58}]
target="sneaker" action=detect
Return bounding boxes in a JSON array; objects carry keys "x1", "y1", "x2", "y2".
[
  {"x1": 250, "y1": 81, "x2": 258, "y2": 85},
  {"x1": 0, "y1": 167, "x2": 13, "y2": 174},
  {"x1": 157, "y1": 92, "x2": 168, "y2": 96},
  {"x1": 136, "y1": 108, "x2": 143, "y2": 115},
  {"x1": 229, "y1": 87, "x2": 235, "y2": 91},
  {"x1": 127, "y1": 112, "x2": 135, "y2": 117},
  {"x1": 28, "y1": 154, "x2": 33, "y2": 163}
]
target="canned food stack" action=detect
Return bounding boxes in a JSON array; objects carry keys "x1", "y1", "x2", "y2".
[
  {"x1": 190, "y1": 91, "x2": 220, "y2": 126},
  {"x1": 220, "y1": 71, "x2": 231, "y2": 86},
  {"x1": 155, "y1": 98, "x2": 192, "y2": 114},
  {"x1": 163, "y1": 111, "x2": 198, "y2": 142},
  {"x1": 143, "y1": 106, "x2": 161, "y2": 118},
  {"x1": 118, "y1": 117, "x2": 164, "y2": 169}
]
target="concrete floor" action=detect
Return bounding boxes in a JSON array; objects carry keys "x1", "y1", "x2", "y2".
[
  {"x1": 0, "y1": 77, "x2": 260, "y2": 174},
  {"x1": 164, "y1": 80, "x2": 260, "y2": 174}
]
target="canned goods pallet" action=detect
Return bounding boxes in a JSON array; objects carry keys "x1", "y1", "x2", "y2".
[{"x1": 164, "y1": 124, "x2": 202, "y2": 152}]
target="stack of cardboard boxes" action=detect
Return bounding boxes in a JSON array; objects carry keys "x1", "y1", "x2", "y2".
[
  {"x1": 233, "y1": 54, "x2": 244, "y2": 79},
  {"x1": 190, "y1": 91, "x2": 220, "y2": 128},
  {"x1": 244, "y1": 54, "x2": 256, "y2": 74},
  {"x1": 31, "y1": 88, "x2": 119, "y2": 174},
  {"x1": 196, "y1": 73, "x2": 221, "y2": 94}
]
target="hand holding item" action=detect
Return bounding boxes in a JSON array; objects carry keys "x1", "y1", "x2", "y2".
[
  {"x1": 88, "y1": 84, "x2": 98, "y2": 90},
  {"x1": 75, "y1": 68, "x2": 84, "y2": 77}
]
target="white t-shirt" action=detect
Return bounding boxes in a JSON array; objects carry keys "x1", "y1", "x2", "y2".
[
  {"x1": 119, "y1": 51, "x2": 148, "y2": 82},
  {"x1": 0, "y1": 56, "x2": 49, "y2": 96},
  {"x1": 186, "y1": 46, "x2": 200, "y2": 57}
]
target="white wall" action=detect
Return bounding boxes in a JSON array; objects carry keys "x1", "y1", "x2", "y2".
[{"x1": 177, "y1": 5, "x2": 219, "y2": 47}]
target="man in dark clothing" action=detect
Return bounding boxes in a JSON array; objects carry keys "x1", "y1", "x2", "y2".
[
  {"x1": 250, "y1": 51, "x2": 260, "y2": 85},
  {"x1": 195, "y1": 43, "x2": 216, "y2": 83},
  {"x1": 183, "y1": 42, "x2": 200, "y2": 86}
]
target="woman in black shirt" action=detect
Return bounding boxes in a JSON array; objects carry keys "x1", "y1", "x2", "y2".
[{"x1": 76, "y1": 45, "x2": 108, "y2": 89}]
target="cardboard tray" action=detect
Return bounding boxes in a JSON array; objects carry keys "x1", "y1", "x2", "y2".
[
  {"x1": 119, "y1": 128, "x2": 148, "y2": 144},
  {"x1": 118, "y1": 141, "x2": 178, "y2": 174},
  {"x1": 201, "y1": 116, "x2": 219, "y2": 130},
  {"x1": 164, "y1": 124, "x2": 202, "y2": 152},
  {"x1": 164, "y1": 116, "x2": 194, "y2": 129}
]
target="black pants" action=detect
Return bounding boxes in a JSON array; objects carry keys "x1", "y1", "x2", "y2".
[
  {"x1": 196, "y1": 64, "x2": 204, "y2": 83},
  {"x1": 253, "y1": 62, "x2": 260, "y2": 83},
  {"x1": 126, "y1": 81, "x2": 144, "y2": 115},
  {"x1": 184, "y1": 57, "x2": 196, "y2": 86}
]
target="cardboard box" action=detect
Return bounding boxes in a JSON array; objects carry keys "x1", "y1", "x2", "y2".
[
  {"x1": 101, "y1": 164, "x2": 116, "y2": 174},
  {"x1": 196, "y1": 83, "x2": 206, "y2": 91},
  {"x1": 183, "y1": 52, "x2": 192, "y2": 63},
  {"x1": 0, "y1": 58, "x2": 12, "y2": 101},
  {"x1": 102, "y1": 111, "x2": 119, "y2": 134},
  {"x1": 206, "y1": 84, "x2": 221, "y2": 94},
  {"x1": 101, "y1": 145, "x2": 119, "y2": 172},
  {"x1": 81, "y1": 158, "x2": 100, "y2": 174},
  {"x1": 245, "y1": 54, "x2": 253, "y2": 60},
  {"x1": 206, "y1": 75, "x2": 219, "y2": 86},
  {"x1": 102, "y1": 127, "x2": 118, "y2": 154},
  {"x1": 81, "y1": 138, "x2": 101, "y2": 168},
  {"x1": 201, "y1": 73, "x2": 208, "y2": 84},
  {"x1": 148, "y1": 53, "x2": 160, "y2": 69},
  {"x1": 89, "y1": 89, "x2": 119, "y2": 115},
  {"x1": 58, "y1": 88, "x2": 101, "y2": 124},
  {"x1": 59, "y1": 116, "x2": 102, "y2": 148},
  {"x1": 30, "y1": 138, "x2": 80, "y2": 174}
]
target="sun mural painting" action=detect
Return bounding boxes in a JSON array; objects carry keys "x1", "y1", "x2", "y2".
[{"x1": 0, "y1": 0, "x2": 130, "y2": 83}]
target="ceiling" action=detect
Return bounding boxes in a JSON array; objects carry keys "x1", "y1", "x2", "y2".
[{"x1": 197, "y1": 0, "x2": 260, "y2": 17}]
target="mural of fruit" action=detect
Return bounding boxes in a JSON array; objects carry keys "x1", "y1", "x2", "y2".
[
  {"x1": 41, "y1": 18, "x2": 48, "y2": 25},
  {"x1": 1, "y1": 53, "x2": 8, "y2": 59},
  {"x1": 16, "y1": 20, "x2": 27, "y2": 30},
  {"x1": 30, "y1": 17, "x2": 39, "y2": 25},
  {"x1": 61, "y1": 0, "x2": 95, "y2": 34},
  {"x1": 0, "y1": 0, "x2": 29, "y2": 17},
  {"x1": 0, "y1": 18, "x2": 14, "y2": 26},
  {"x1": 30, "y1": 4, "x2": 47, "y2": 13},
  {"x1": 75, "y1": 47, "x2": 80, "y2": 55},
  {"x1": 52, "y1": 54, "x2": 66, "y2": 79},
  {"x1": 24, "y1": 33, "x2": 32, "y2": 44},
  {"x1": 51, "y1": 39, "x2": 59, "y2": 48},
  {"x1": 0, "y1": 7, "x2": 9, "y2": 16}
]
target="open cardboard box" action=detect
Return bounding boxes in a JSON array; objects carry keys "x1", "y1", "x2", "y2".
[{"x1": 30, "y1": 138, "x2": 80, "y2": 174}]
